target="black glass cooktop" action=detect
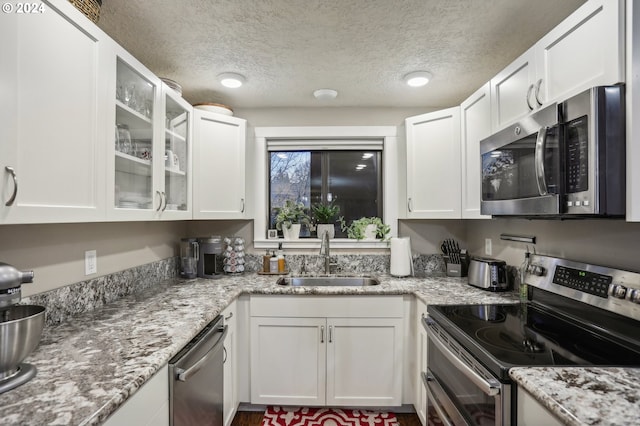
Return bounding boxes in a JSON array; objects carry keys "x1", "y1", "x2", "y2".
[{"x1": 428, "y1": 302, "x2": 640, "y2": 379}]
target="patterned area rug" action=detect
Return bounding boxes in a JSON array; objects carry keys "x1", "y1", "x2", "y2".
[{"x1": 261, "y1": 406, "x2": 399, "y2": 426}]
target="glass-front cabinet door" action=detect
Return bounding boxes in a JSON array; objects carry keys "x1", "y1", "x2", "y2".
[
  {"x1": 113, "y1": 57, "x2": 158, "y2": 216},
  {"x1": 162, "y1": 88, "x2": 191, "y2": 217}
]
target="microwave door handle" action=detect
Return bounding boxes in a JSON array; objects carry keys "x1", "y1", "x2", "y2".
[
  {"x1": 428, "y1": 328, "x2": 501, "y2": 396},
  {"x1": 534, "y1": 126, "x2": 549, "y2": 196}
]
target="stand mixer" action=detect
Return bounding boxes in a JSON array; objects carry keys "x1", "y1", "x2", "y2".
[{"x1": 0, "y1": 262, "x2": 45, "y2": 394}]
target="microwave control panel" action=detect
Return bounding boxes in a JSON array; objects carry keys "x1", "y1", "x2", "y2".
[{"x1": 565, "y1": 117, "x2": 589, "y2": 194}]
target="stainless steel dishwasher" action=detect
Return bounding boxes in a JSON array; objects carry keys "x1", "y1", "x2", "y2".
[{"x1": 169, "y1": 315, "x2": 227, "y2": 426}]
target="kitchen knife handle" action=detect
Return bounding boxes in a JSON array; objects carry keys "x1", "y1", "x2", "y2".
[{"x1": 4, "y1": 166, "x2": 17, "y2": 206}]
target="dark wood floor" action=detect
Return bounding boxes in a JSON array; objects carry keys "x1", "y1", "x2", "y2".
[{"x1": 230, "y1": 410, "x2": 422, "y2": 426}]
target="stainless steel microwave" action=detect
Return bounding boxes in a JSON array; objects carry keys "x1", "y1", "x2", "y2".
[{"x1": 480, "y1": 85, "x2": 625, "y2": 218}]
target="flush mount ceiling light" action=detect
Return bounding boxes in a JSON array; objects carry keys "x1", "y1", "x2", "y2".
[
  {"x1": 404, "y1": 71, "x2": 433, "y2": 87},
  {"x1": 313, "y1": 89, "x2": 338, "y2": 100},
  {"x1": 218, "y1": 72, "x2": 245, "y2": 88}
]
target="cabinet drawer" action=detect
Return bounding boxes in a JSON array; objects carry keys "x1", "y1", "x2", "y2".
[{"x1": 250, "y1": 295, "x2": 403, "y2": 318}]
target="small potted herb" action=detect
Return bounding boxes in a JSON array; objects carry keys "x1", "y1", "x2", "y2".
[
  {"x1": 343, "y1": 217, "x2": 390, "y2": 241},
  {"x1": 311, "y1": 202, "x2": 340, "y2": 239},
  {"x1": 274, "y1": 200, "x2": 311, "y2": 239}
]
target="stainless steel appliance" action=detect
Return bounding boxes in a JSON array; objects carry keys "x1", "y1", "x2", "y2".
[
  {"x1": 0, "y1": 262, "x2": 45, "y2": 394},
  {"x1": 480, "y1": 85, "x2": 625, "y2": 217},
  {"x1": 467, "y1": 256, "x2": 510, "y2": 291},
  {"x1": 179, "y1": 238, "x2": 199, "y2": 279},
  {"x1": 197, "y1": 236, "x2": 223, "y2": 279},
  {"x1": 422, "y1": 254, "x2": 640, "y2": 425},
  {"x1": 169, "y1": 315, "x2": 227, "y2": 426}
]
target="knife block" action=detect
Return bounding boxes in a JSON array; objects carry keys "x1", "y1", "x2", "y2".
[{"x1": 444, "y1": 254, "x2": 469, "y2": 277}]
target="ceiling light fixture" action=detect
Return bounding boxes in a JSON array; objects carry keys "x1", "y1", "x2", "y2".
[
  {"x1": 218, "y1": 72, "x2": 245, "y2": 88},
  {"x1": 313, "y1": 89, "x2": 338, "y2": 100},
  {"x1": 404, "y1": 71, "x2": 432, "y2": 87}
]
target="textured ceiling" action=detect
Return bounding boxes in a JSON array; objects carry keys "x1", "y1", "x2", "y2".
[{"x1": 97, "y1": 0, "x2": 586, "y2": 109}]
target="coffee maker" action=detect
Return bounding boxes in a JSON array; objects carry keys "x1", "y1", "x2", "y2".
[
  {"x1": 197, "y1": 236, "x2": 223, "y2": 279},
  {"x1": 179, "y1": 238, "x2": 199, "y2": 279}
]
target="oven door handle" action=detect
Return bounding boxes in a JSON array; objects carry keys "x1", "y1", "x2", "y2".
[
  {"x1": 428, "y1": 327, "x2": 501, "y2": 396},
  {"x1": 534, "y1": 126, "x2": 549, "y2": 196},
  {"x1": 422, "y1": 371, "x2": 469, "y2": 426}
]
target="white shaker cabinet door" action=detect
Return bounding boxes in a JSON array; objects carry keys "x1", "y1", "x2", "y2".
[
  {"x1": 326, "y1": 317, "x2": 403, "y2": 407},
  {"x1": 0, "y1": 0, "x2": 108, "y2": 223},
  {"x1": 405, "y1": 107, "x2": 461, "y2": 219},
  {"x1": 250, "y1": 316, "x2": 326, "y2": 406},
  {"x1": 193, "y1": 111, "x2": 247, "y2": 219},
  {"x1": 460, "y1": 83, "x2": 492, "y2": 219},
  {"x1": 535, "y1": 0, "x2": 624, "y2": 107}
]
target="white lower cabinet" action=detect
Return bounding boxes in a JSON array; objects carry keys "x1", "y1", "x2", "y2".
[
  {"x1": 250, "y1": 296, "x2": 404, "y2": 407},
  {"x1": 222, "y1": 302, "x2": 239, "y2": 426},
  {"x1": 103, "y1": 365, "x2": 169, "y2": 426},
  {"x1": 516, "y1": 387, "x2": 562, "y2": 426}
]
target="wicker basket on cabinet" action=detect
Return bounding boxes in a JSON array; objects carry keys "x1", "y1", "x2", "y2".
[{"x1": 68, "y1": 0, "x2": 101, "y2": 23}]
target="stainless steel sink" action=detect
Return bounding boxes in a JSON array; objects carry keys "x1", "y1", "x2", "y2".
[{"x1": 276, "y1": 275, "x2": 380, "y2": 287}]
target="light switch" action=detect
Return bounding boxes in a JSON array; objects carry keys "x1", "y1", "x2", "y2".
[{"x1": 85, "y1": 250, "x2": 97, "y2": 275}]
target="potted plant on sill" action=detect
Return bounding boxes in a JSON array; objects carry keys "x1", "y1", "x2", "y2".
[
  {"x1": 311, "y1": 202, "x2": 341, "y2": 239},
  {"x1": 274, "y1": 200, "x2": 311, "y2": 240},
  {"x1": 343, "y1": 217, "x2": 391, "y2": 241}
]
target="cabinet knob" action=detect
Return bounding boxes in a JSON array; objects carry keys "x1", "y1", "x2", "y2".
[{"x1": 4, "y1": 166, "x2": 18, "y2": 206}]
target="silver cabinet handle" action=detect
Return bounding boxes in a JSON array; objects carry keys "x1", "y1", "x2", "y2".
[
  {"x1": 225, "y1": 312, "x2": 233, "y2": 320},
  {"x1": 320, "y1": 326, "x2": 325, "y2": 343},
  {"x1": 329, "y1": 325, "x2": 333, "y2": 343},
  {"x1": 155, "y1": 190, "x2": 163, "y2": 211},
  {"x1": 534, "y1": 126, "x2": 549, "y2": 196},
  {"x1": 4, "y1": 166, "x2": 17, "y2": 206},
  {"x1": 407, "y1": 198, "x2": 413, "y2": 212},
  {"x1": 223, "y1": 346, "x2": 227, "y2": 364},
  {"x1": 176, "y1": 325, "x2": 228, "y2": 382},
  {"x1": 526, "y1": 84, "x2": 535, "y2": 110},
  {"x1": 240, "y1": 198, "x2": 245, "y2": 213},
  {"x1": 534, "y1": 78, "x2": 543, "y2": 106},
  {"x1": 161, "y1": 191, "x2": 167, "y2": 211}
]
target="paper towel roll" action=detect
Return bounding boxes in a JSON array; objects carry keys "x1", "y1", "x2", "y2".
[{"x1": 390, "y1": 237, "x2": 413, "y2": 277}]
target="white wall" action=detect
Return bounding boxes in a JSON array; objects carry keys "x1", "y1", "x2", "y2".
[{"x1": 0, "y1": 221, "x2": 187, "y2": 296}]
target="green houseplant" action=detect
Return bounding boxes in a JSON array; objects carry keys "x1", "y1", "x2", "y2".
[
  {"x1": 311, "y1": 202, "x2": 340, "y2": 239},
  {"x1": 274, "y1": 200, "x2": 311, "y2": 239},
  {"x1": 343, "y1": 217, "x2": 390, "y2": 241}
]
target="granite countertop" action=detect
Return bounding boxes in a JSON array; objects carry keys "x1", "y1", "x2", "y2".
[
  {"x1": 0, "y1": 273, "x2": 517, "y2": 425},
  {"x1": 510, "y1": 367, "x2": 640, "y2": 426}
]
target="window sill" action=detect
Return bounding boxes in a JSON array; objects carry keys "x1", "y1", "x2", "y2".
[{"x1": 254, "y1": 238, "x2": 390, "y2": 250}]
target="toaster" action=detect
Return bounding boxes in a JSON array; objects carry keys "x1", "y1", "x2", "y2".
[{"x1": 467, "y1": 256, "x2": 510, "y2": 291}]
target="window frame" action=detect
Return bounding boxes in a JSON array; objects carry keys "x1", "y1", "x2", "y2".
[{"x1": 253, "y1": 126, "x2": 399, "y2": 249}]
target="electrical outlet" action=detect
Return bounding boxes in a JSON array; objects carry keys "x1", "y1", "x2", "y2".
[
  {"x1": 485, "y1": 238, "x2": 492, "y2": 256},
  {"x1": 85, "y1": 250, "x2": 97, "y2": 275}
]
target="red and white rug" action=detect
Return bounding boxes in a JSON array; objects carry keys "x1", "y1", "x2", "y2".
[{"x1": 261, "y1": 406, "x2": 399, "y2": 426}]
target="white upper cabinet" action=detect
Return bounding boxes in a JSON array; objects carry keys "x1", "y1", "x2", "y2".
[
  {"x1": 460, "y1": 83, "x2": 492, "y2": 219},
  {"x1": 491, "y1": 0, "x2": 624, "y2": 131},
  {"x1": 193, "y1": 111, "x2": 247, "y2": 219},
  {"x1": 0, "y1": 0, "x2": 108, "y2": 224},
  {"x1": 535, "y1": 0, "x2": 624, "y2": 106},
  {"x1": 405, "y1": 107, "x2": 461, "y2": 219},
  {"x1": 490, "y1": 47, "x2": 537, "y2": 131}
]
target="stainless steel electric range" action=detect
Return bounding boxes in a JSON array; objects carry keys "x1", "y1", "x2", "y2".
[{"x1": 423, "y1": 254, "x2": 640, "y2": 425}]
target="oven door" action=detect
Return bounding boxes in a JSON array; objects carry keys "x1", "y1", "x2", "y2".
[
  {"x1": 480, "y1": 103, "x2": 561, "y2": 216},
  {"x1": 424, "y1": 321, "x2": 511, "y2": 425}
]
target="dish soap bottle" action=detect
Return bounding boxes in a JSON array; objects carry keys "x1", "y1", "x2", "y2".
[
  {"x1": 263, "y1": 250, "x2": 271, "y2": 273},
  {"x1": 277, "y1": 243, "x2": 286, "y2": 273},
  {"x1": 269, "y1": 251, "x2": 278, "y2": 273}
]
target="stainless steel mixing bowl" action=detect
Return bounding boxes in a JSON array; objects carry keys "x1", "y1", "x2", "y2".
[{"x1": 0, "y1": 305, "x2": 45, "y2": 380}]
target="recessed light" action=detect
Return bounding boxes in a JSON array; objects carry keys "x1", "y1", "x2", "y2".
[
  {"x1": 218, "y1": 72, "x2": 245, "y2": 88},
  {"x1": 313, "y1": 89, "x2": 338, "y2": 100},
  {"x1": 404, "y1": 71, "x2": 432, "y2": 87}
]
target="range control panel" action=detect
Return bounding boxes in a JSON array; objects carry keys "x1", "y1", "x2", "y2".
[
  {"x1": 525, "y1": 254, "x2": 640, "y2": 322},
  {"x1": 552, "y1": 265, "x2": 612, "y2": 298}
]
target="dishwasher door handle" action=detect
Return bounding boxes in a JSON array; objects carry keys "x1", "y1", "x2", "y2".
[{"x1": 176, "y1": 325, "x2": 228, "y2": 382}]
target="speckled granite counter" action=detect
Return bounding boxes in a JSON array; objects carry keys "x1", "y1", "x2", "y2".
[
  {"x1": 510, "y1": 367, "x2": 640, "y2": 426},
  {"x1": 0, "y1": 273, "x2": 517, "y2": 425}
]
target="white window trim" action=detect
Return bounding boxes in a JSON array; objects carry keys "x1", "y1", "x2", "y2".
[{"x1": 253, "y1": 126, "x2": 399, "y2": 250}]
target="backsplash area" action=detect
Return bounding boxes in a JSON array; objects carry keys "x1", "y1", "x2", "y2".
[{"x1": 22, "y1": 254, "x2": 444, "y2": 326}]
